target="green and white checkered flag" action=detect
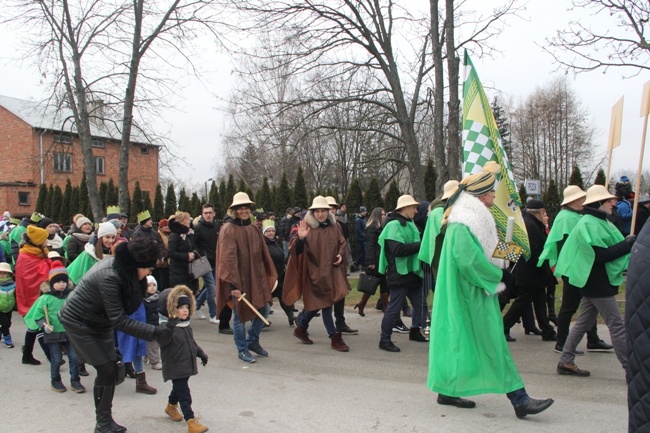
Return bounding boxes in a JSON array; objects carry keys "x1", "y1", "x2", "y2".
[{"x1": 462, "y1": 50, "x2": 530, "y2": 258}]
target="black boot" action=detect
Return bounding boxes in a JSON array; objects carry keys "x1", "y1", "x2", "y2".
[
  {"x1": 93, "y1": 385, "x2": 127, "y2": 433},
  {"x1": 124, "y1": 362, "x2": 136, "y2": 379},
  {"x1": 21, "y1": 331, "x2": 41, "y2": 365},
  {"x1": 409, "y1": 327, "x2": 428, "y2": 342}
]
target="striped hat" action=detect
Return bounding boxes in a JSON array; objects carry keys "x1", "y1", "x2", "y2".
[
  {"x1": 443, "y1": 170, "x2": 496, "y2": 224},
  {"x1": 49, "y1": 263, "x2": 69, "y2": 286}
]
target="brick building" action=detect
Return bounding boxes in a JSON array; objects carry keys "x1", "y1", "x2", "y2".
[{"x1": 0, "y1": 95, "x2": 159, "y2": 217}]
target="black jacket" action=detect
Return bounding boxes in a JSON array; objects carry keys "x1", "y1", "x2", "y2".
[
  {"x1": 66, "y1": 232, "x2": 91, "y2": 263},
  {"x1": 365, "y1": 224, "x2": 382, "y2": 268},
  {"x1": 193, "y1": 217, "x2": 220, "y2": 268},
  {"x1": 382, "y1": 213, "x2": 422, "y2": 289},
  {"x1": 167, "y1": 219, "x2": 198, "y2": 286},
  {"x1": 580, "y1": 207, "x2": 632, "y2": 298},
  {"x1": 265, "y1": 236, "x2": 285, "y2": 293},
  {"x1": 160, "y1": 323, "x2": 206, "y2": 381},
  {"x1": 143, "y1": 293, "x2": 160, "y2": 326},
  {"x1": 514, "y1": 212, "x2": 555, "y2": 288},
  {"x1": 132, "y1": 225, "x2": 164, "y2": 249},
  {"x1": 59, "y1": 255, "x2": 155, "y2": 344},
  {"x1": 626, "y1": 221, "x2": 650, "y2": 433}
]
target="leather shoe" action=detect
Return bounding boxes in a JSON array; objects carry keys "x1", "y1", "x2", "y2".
[
  {"x1": 293, "y1": 327, "x2": 314, "y2": 345},
  {"x1": 505, "y1": 334, "x2": 516, "y2": 342},
  {"x1": 541, "y1": 334, "x2": 557, "y2": 341},
  {"x1": 218, "y1": 328, "x2": 234, "y2": 335},
  {"x1": 587, "y1": 340, "x2": 614, "y2": 352},
  {"x1": 554, "y1": 344, "x2": 584, "y2": 356},
  {"x1": 378, "y1": 341, "x2": 400, "y2": 352},
  {"x1": 337, "y1": 324, "x2": 359, "y2": 335},
  {"x1": 514, "y1": 398, "x2": 554, "y2": 418},
  {"x1": 409, "y1": 328, "x2": 428, "y2": 342},
  {"x1": 557, "y1": 362, "x2": 590, "y2": 377},
  {"x1": 524, "y1": 327, "x2": 542, "y2": 335},
  {"x1": 437, "y1": 394, "x2": 476, "y2": 409}
]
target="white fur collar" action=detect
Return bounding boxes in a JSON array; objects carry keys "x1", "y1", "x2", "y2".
[
  {"x1": 304, "y1": 211, "x2": 336, "y2": 229},
  {"x1": 447, "y1": 192, "x2": 504, "y2": 269}
]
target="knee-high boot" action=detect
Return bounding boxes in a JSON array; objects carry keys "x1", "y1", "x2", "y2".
[
  {"x1": 93, "y1": 385, "x2": 126, "y2": 433},
  {"x1": 22, "y1": 330, "x2": 41, "y2": 365},
  {"x1": 354, "y1": 293, "x2": 371, "y2": 316}
]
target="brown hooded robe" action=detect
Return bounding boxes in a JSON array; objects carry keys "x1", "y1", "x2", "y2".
[
  {"x1": 282, "y1": 212, "x2": 350, "y2": 310},
  {"x1": 215, "y1": 220, "x2": 277, "y2": 323}
]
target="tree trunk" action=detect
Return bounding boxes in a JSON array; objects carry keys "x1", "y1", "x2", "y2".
[
  {"x1": 445, "y1": 0, "x2": 461, "y2": 179},
  {"x1": 430, "y1": 0, "x2": 448, "y2": 193}
]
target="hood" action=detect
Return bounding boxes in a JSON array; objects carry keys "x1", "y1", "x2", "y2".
[{"x1": 160, "y1": 285, "x2": 195, "y2": 319}]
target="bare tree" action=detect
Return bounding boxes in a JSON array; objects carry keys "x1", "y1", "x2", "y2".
[{"x1": 544, "y1": 0, "x2": 650, "y2": 74}]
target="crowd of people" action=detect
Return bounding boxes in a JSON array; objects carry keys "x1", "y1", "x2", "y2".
[{"x1": 0, "y1": 170, "x2": 647, "y2": 432}]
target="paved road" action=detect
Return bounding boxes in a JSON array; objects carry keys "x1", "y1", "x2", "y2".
[{"x1": 0, "y1": 305, "x2": 627, "y2": 432}]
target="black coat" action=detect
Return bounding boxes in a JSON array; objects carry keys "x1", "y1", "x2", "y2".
[
  {"x1": 66, "y1": 233, "x2": 91, "y2": 263},
  {"x1": 143, "y1": 293, "x2": 160, "y2": 326},
  {"x1": 193, "y1": 218, "x2": 220, "y2": 268},
  {"x1": 59, "y1": 253, "x2": 155, "y2": 365},
  {"x1": 167, "y1": 220, "x2": 198, "y2": 287},
  {"x1": 265, "y1": 236, "x2": 285, "y2": 293},
  {"x1": 626, "y1": 222, "x2": 650, "y2": 433},
  {"x1": 160, "y1": 323, "x2": 206, "y2": 381},
  {"x1": 513, "y1": 212, "x2": 555, "y2": 288},
  {"x1": 365, "y1": 224, "x2": 382, "y2": 268}
]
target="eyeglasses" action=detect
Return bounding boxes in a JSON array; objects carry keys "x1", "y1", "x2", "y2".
[{"x1": 202, "y1": 211, "x2": 214, "y2": 215}]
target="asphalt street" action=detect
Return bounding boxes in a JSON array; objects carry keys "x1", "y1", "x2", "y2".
[{"x1": 0, "y1": 304, "x2": 627, "y2": 433}]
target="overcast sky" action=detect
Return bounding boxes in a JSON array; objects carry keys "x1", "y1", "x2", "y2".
[{"x1": 1, "y1": 0, "x2": 648, "y2": 191}]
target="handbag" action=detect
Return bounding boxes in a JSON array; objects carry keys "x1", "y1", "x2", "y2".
[
  {"x1": 357, "y1": 272, "x2": 381, "y2": 295},
  {"x1": 188, "y1": 254, "x2": 212, "y2": 280}
]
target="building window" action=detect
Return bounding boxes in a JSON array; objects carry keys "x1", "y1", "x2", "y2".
[
  {"x1": 53, "y1": 152, "x2": 72, "y2": 172},
  {"x1": 94, "y1": 156, "x2": 105, "y2": 175},
  {"x1": 92, "y1": 139, "x2": 104, "y2": 148},
  {"x1": 140, "y1": 144, "x2": 149, "y2": 154},
  {"x1": 18, "y1": 192, "x2": 30, "y2": 206},
  {"x1": 54, "y1": 135, "x2": 72, "y2": 144}
]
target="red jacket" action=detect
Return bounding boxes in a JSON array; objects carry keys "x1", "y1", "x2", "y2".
[{"x1": 15, "y1": 250, "x2": 52, "y2": 316}]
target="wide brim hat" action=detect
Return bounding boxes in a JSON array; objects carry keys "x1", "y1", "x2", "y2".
[
  {"x1": 584, "y1": 185, "x2": 616, "y2": 205},
  {"x1": 441, "y1": 180, "x2": 459, "y2": 200},
  {"x1": 229, "y1": 192, "x2": 255, "y2": 209},
  {"x1": 395, "y1": 194, "x2": 420, "y2": 211},
  {"x1": 309, "y1": 195, "x2": 331, "y2": 210},
  {"x1": 326, "y1": 196, "x2": 339, "y2": 208},
  {"x1": 561, "y1": 185, "x2": 587, "y2": 206},
  {"x1": 0, "y1": 262, "x2": 13, "y2": 274}
]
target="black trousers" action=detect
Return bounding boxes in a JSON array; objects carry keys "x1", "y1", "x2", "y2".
[
  {"x1": 334, "y1": 298, "x2": 346, "y2": 328},
  {"x1": 503, "y1": 285, "x2": 555, "y2": 338},
  {"x1": 170, "y1": 377, "x2": 194, "y2": 421},
  {"x1": 0, "y1": 311, "x2": 11, "y2": 336},
  {"x1": 556, "y1": 278, "x2": 600, "y2": 347},
  {"x1": 218, "y1": 305, "x2": 232, "y2": 331}
]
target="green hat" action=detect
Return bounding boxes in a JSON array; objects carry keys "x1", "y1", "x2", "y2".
[
  {"x1": 30, "y1": 212, "x2": 43, "y2": 224},
  {"x1": 137, "y1": 210, "x2": 152, "y2": 224}
]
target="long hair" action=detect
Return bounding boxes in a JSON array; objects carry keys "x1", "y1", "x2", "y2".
[{"x1": 366, "y1": 207, "x2": 384, "y2": 229}]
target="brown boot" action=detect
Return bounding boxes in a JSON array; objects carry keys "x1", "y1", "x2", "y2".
[
  {"x1": 293, "y1": 326, "x2": 313, "y2": 344},
  {"x1": 165, "y1": 403, "x2": 183, "y2": 422},
  {"x1": 354, "y1": 293, "x2": 371, "y2": 317},
  {"x1": 187, "y1": 417, "x2": 209, "y2": 433},
  {"x1": 330, "y1": 332, "x2": 349, "y2": 352},
  {"x1": 379, "y1": 293, "x2": 389, "y2": 313},
  {"x1": 135, "y1": 372, "x2": 157, "y2": 394}
]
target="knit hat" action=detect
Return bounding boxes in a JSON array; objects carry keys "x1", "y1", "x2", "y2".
[
  {"x1": 146, "y1": 275, "x2": 157, "y2": 288},
  {"x1": 526, "y1": 199, "x2": 546, "y2": 210},
  {"x1": 37, "y1": 217, "x2": 54, "y2": 229},
  {"x1": 293, "y1": 206, "x2": 302, "y2": 215},
  {"x1": 359, "y1": 206, "x2": 367, "y2": 213},
  {"x1": 26, "y1": 226, "x2": 48, "y2": 245},
  {"x1": 158, "y1": 219, "x2": 168, "y2": 228},
  {"x1": 97, "y1": 222, "x2": 117, "y2": 238},
  {"x1": 177, "y1": 295, "x2": 191, "y2": 308},
  {"x1": 3, "y1": 211, "x2": 10, "y2": 220},
  {"x1": 76, "y1": 216, "x2": 92, "y2": 229},
  {"x1": 49, "y1": 263, "x2": 69, "y2": 286}
]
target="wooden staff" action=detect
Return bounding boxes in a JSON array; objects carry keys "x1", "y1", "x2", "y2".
[
  {"x1": 630, "y1": 81, "x2": 650, "y2": 235},
  {"x1": 236, "y1": 293, "x2": 270, "y2": 326},
  {"x1": 43, "y1": 305, "x2": 52, "y2": 331}
]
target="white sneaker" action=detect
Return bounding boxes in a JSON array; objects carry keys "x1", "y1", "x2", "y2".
[
  {"x1": 151, "y1": 362, "x2": 162, "y2": 370},
  {"x1": 195, "y1": 309, "x2": 206, "y2": 320},
  {"x1": 209, "y1": 317, "x2": 220, "y2": 325}
]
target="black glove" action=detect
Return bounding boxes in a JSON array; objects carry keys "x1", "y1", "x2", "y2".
[
  {"x1": 198, "y1": 353, "x2": 208, "y2": 366},
  {"x1": 500, "y1": 269, "x2": 514, "y2": 288},
  {"x1": 625, "y1": 234, "x2": 637, "y2": 245},
  {"x1": 166, "y1": 318, "x2": 180, "y2": 329},
  {"x1": 154, "y1": 325, "x2": 173, "y2": 345}
]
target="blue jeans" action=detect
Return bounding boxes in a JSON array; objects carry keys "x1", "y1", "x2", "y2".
[
  {"x1": 506, "y1": 387, "x2": 530, "y2": 407},
  {"x1": 196, "y1": 270, "x2": 217, "y2": 318},
  {"x1": 282, "y1": 240, "x2": 289, "y2": 260},
  {"x1": 380, "y1": 285, "x2": 425, "y2": 343},
  {"x1": 298, "y1": 306, "x2": 336, "y2": 336},
  {"x1": 232, "y1": 301, "x2": 270, "y2": 352},
  {"x1": 49, "y1": 341, "x2": 79, "y2": 381}
]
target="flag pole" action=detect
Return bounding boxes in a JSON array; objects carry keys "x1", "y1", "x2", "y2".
[{"x1": 630, "y1": 81, "x2": 650, "y2": 235}]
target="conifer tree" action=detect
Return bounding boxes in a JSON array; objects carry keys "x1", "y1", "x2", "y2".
[
  {"x1": 208, "y1": 181, "x2": 222, "y2": 218},
  {"x1": 35, "y1": 183, "x2": 48, "y2": 214},
  {"x1": 61, "y1": 179, "x2": 73, "y2": 224},
  {"x1": 424, "y1": 159, "x2": 437, "y2": 200},
  {"x1": 79, "y1": 172, "x2": 91, "y2": 219},
  {"x1": 106, "y1": 178, "x2": 118, "y2": 206},
  {"x1": 518, "y1": 183, "x2": 528, "y2": 206},
  {"x1": 275, "y1": 172, "x2": 292, "y2": 213},
  {"x1": 594, "y1": 168, "x2": 607, "y2": 186},
  {"x1": 364, "y1": 177, "x2": 384, "y2": 211},
  {"x1": 218, "y1": 179, "x2": 228, "y2": 211},
  {"x1": 44, "y1": 184, "x2": 55, "y2": 219},
  {"x1": 384, "y1": 180, "x2": 401, "y2": 211},
  {"x1": 142, "y1": 191, "x2": 153, "y2": 215},
  {"x1": 164, "y1": 184, "x2": 177, "y2": 217},
  {"x1": 344, "y1": 178, "x2": 363, "y2": 259},
  {"x1": 226, "y1": 175, "x2": 237, "y2": 201},
  {"x1": 292, "y1": 166, "x2": 308, "y2": 209},
  {"x1": 178, "y1": 188, "x2": 191, "y2": 212},
  {"x1": 98, "y1": 181, "x2": 107, "y2": 211},
  {"x1": 257, "y1": 178, "x2": 273, "y2": 212},
  {"x1": 190, "y1": 192, "x2": 201, "y2": 217},
  {"x1": 131, "y1": 181, "x2": 144, "y2": 223},
  {"x1": 153, "y1": 184, "x2": 165, "y2": 221},
  {"x1": 70, "y1": 187, "x2": 81, "y2": 222},
  {"x1": 569, "y1": 165, "x2": 585, "y2": 190},
  {"x1": 543, "y1": 179, "x2": 561, "y2": 223},
  {"x1": 52, "y1": 185, "x2": 64, "y2": 222},
  {"x1": 238, "y1": 178, "x2": 247, "y2": 194}
]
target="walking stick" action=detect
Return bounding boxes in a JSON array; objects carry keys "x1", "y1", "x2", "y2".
[
  {"x1": 43, "y1": 305, "x2": 52, "y2": 332},
  {"x1": 236, "y1": 293, "x2": 270, "y2": 326}
]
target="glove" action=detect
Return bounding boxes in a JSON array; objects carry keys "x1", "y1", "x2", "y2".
[
  {"x1": 166, "y1": 318, "x2": 180, "y2": 329},
  {"x1": 154, "y1": 325, "x2": 173, "y2": 345},
  {"x1": 625, "y1": 234, "x2": 637, "y2": 245},
  {"x1": 198, "y1": 353, "x2": 208, "y2": 366},
  {"x1": 500, "y1": 269, "x2": 514, "y2": 288}
]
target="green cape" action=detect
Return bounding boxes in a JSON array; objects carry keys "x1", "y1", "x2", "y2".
[
  {"x1": 378, "y1": 218, "x2": 423, "y2": 277},
  {"x1": 554, "y1": 213, "x2": 628, "y2": 287},
  {"x1": 538, "y1": 208, "x2": 582, "y2": 268},
  {"x1": 66, "y1": 250, "x2": 98, "y2": 284},
  {"x1": 418, "y1": 206, "x2": 444, "y2": 265},
  {"x1": 427, "y1": 222, "x2": 524, "y2": 396}
]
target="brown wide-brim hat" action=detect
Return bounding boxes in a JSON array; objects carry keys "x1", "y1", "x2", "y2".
[
  {"x1": 395, "y1": 194, "x2": 420, "y2": 211},
  {"x1": 229, "y1": 192, "x2": 255, "y2": 209},
  {"x1": 583, "y1": 185, "x2": 616, "y2": 205},
  {"x1": 309, "y1": 195, "x2": 331, "y2": 210},
  {"x1": 561, "y1": 185, "x2": 587, "y2": 206}
]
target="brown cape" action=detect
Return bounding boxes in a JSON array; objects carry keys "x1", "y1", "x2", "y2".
[
  {"x1": 282, "y1": 212, "x2": 350, "y2": 310},
  {"x1": 215, "y1": 220, "x2": 276, "y2": 323}
]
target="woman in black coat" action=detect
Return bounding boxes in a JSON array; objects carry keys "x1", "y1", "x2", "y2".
[
  {"x1": 167, "y1": 212, "x2": 199, "y2": 294},
  {"x1": 263, "y1": 224, "x2": 295, "y2": 325},
  {"x1": 59, "y1": 238, "x2": 173, "y2": 433},
  {"x1": 626, "y1": 222, "x2": 650, "y2": 433}
]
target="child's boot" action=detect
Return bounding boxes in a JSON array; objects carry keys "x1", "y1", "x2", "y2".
[
  {"x1": 3, "y1": 334, "x2": 14, "y2": 348},
  {"x1": 165, "y1": 403, "x2": 183, "y2": 422},
  {"x1": 187, "y1": 418, "x2": 208, "y2": 433},
  {"x1": 135, "y1": 371, "x2": 157, "y2": 394}
]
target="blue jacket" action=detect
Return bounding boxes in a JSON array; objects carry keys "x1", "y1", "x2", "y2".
[
  {"x1": 617, "y1": 199, "x2": 632, "y2": 235},
  {"x1": 355, "y1": 215, "x2": 366, "y2": 241}
]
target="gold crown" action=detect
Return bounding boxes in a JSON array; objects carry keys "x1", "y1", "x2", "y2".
[
  {"x1": 137, "y1": 210, "x2": 151, "y2": 223},
  {"x1": 106, "y1": 206, "x2": 121, "y2": 215}
]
